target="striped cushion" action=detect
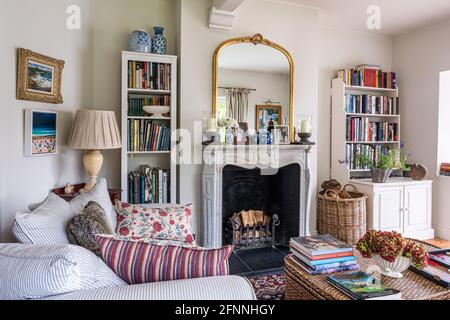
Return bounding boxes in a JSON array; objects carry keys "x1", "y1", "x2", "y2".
[
  {"x1": 0, "y1": 244, "x2": 126, "y2": 300},
  {"x1": 42, "y1": 276, "x2": 257, "y2": 300},
  {"x1": 13, "y1": 193, "x2": 75, "y2": 245},
  {"x1": 96, "y1": 235, "x2": 233, "y2": 284},
  {"x1": 70, "y1": 178, "x2": 116, "y2": 232}
]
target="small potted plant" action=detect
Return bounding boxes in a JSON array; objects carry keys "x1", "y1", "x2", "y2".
[
  {"x1": 356, "y1": 147, "x2": 409, "y2": 183},
  {"x1": 356, "y1": 230, "x2": 429, "y2": 279}
]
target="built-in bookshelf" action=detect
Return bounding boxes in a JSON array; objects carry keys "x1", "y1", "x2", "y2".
[
  {"x1": 331, "y1": 78, "x2": 401, "y2": 181},
  {"x1": 121, "y1": 51, "x2": 177, "y2": 204}
]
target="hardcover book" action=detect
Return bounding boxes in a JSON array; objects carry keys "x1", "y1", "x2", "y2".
[
  {"x1": 328, "y1": 272, "x2": 402, "y2": 300},
  {"x1": 290, "y1": 235, "x2": 353, "y2": 256},
  {"x1": 290, "y1": 249, "x2": 355, "y2": 267}
]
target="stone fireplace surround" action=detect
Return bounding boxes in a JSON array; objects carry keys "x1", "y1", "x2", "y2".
[{"x1": 202, "y1": 145, "x2": 313, "y2": 249}]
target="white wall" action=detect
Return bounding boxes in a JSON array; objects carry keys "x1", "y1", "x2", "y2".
[
  {"x1": 0, "y1": 0, "x2": 93, "y2": 242},
  {"x1": 392, "y1": 19, "x2": 450, "y2": 240},
  {"x1": 318, "y1": 27, "x2": 392, "y2": 184},
  {"x1": 178, "y1": 0, "x2": 320, "y2": 242},
  {"x1": 218, "y1": 69, "x2": 290, "y2": 129}
]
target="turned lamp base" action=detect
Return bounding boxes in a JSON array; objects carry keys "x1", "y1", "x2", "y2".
[{"x1": 81, "y1": 150, "x2": 104, "y2": 192}]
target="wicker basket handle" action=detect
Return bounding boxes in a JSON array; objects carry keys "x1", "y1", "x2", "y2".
[
  {"x1": 324, "y1": 189, "x2": 340, "y2": 199},
  {"x1": 342, "y1": 184, "x2": 358, "y2": 193}
]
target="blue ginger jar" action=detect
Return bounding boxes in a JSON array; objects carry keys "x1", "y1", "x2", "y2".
[
  {"x1": 152, "y1": 27, "x2": 167, "y2": 54},
  {"x1": 128, "y1": 30, "x2": 151, "y2": 53}
]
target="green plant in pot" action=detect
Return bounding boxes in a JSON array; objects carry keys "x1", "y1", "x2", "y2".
[{"x1": 356, "y1": 148, "x2": 409, "y2": 183}]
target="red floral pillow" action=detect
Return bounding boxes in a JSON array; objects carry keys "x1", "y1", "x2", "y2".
[{"x1": 115, "y1": 202, "x2": 196, "y2": 245}]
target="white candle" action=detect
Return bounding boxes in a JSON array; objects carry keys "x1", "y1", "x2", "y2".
[
  {"x1": 300, "y1": 120, "x2": 312, "y2": 133},
  {"x1": 206, "y1": 117, "x2": 217, "y2": 132}
]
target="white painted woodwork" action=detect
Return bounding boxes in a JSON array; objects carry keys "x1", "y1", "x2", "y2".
[
  {"x1": 121, "y1": 51, "x2": 178, "y2": 203},
  {"x1": 209, "y1": 0, "x2": 245, "y2": 30},
  {"x1": 353, "y1": 179, "x2": 434, "y2": 240},
  {"x1": 331, "y1": 78, "x2": 400, "y2": 182}
]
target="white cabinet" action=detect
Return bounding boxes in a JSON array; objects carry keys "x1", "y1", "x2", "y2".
[{"x1": 353, "y1": 178, "x2": 434, "y2": 240}]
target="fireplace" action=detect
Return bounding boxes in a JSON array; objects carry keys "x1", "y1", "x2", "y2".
[
  {"x1": 222, "y1": 164, "x2": 300, "y2": 249},
  {"x1": 202, "y1": 145, "x2": 313, "y2": 249}
]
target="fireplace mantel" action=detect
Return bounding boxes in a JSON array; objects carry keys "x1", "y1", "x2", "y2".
[{"x1": 201, "y1": 144, "x2": 313, "y2": 248}]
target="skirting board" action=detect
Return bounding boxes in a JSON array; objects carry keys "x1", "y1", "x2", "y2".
[{"x1": 434, "y1": 224, "x2": 450, "y2": 241}]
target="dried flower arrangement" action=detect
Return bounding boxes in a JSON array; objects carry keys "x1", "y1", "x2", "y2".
[{"x1": 356, "y1": 230, "x2": 429, "y2": 269}]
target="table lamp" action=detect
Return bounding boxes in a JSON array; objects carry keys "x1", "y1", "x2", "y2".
[{"x1": 68, "y1": 110, "x2": 121, "y2": 192}]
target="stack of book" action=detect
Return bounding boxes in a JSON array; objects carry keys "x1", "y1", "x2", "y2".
[
  {"x1": 345, "y1": 94, "x2": 398, "y2": 115},
  {"x1": 346, "y1": 118, "x2": 398, "y2": 142},
  {"x1": 289, "y1": 235, "x2": 359, "y2": 275},
  {"x1": 128, "y1": 166, "x2": 170, "y2": 204},
  {"x1": 328, "y1": 272, "x2": 402, "y2": 300},
  {"x1": 128, "y1": 95, "x2": 171, "y2": 117},
  {"x1": 338, "y1": 64, "x2": 397, "y2": 89},
  {"x1": 128, "y1": 61, "x2": 171, "y2": 91},
  {"x1": 440, "y1": 163, "x2": 450, "y2": 177},
  {"x1": 128, "y1": 119, "x2": 171, "y2": 152}
]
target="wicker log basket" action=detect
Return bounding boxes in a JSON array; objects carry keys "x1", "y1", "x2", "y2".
[{"x1": 317, "y1": 183, "x2": 367, "y2": 245}]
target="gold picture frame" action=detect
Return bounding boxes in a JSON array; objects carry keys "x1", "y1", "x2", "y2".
[
  {"x1": 212, "y1": 34, "x2": 295, "y2": 142},
  {"x1": 17, "y1": 48, "x2": 65, "y2": 104}
]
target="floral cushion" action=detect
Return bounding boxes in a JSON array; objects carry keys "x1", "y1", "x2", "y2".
[{"x1": 115, "y1": 202, "x2": 196, "y2": 245}]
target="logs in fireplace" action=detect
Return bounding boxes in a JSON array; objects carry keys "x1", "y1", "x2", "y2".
[{"x1": 225, "y1": 210, "x2": 280, "y2": 250}]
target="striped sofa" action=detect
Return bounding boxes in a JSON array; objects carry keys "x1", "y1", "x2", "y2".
[{"x1": 0, "y1": 243, "x2": 256, "y2": 300}]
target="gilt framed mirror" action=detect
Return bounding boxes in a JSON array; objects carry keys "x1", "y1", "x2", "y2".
[{"x1": 212, "y1": 34, "x2": 295, "y2": 142}]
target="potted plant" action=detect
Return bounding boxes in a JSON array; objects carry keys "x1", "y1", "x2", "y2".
[
  {"x1": 356, "y1": 147, "x2": 409, "y2": 183},
  {"x1": 356, "y1": 230, "x2": 429, "y2": 279}
]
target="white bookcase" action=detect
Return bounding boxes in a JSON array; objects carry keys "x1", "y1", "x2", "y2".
[
  {"x1": 331, "y1": 78, "x2": 401, "y2": 182},
  {"x1": 121, "y1": 51, "x2": 177, "y2": 203}
]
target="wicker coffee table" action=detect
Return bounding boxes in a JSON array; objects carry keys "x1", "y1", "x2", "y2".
[{"x1": 285, "y1": 240, "x2": 450, "y2": 300}]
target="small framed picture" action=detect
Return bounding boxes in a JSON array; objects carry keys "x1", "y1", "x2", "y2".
[
  {"x1": 24, "y1": 110, "x2": 58, "y2": 156},
  {"x1": 17, "y1": 48, "x2": 65, "y2": 104},
  {"x1": 256, "y1": 105, "x2": 282, "y2": 132},
  {"x1": 273, "y1": 125, "x2": 290, "y2": 145}
]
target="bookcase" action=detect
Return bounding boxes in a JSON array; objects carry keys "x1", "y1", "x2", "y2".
[
  {"x1": 331, "y1": 78, "x2": 400, "y2": 182},
  {"x1": 121, "y1": 51, "x2": 177, "y2": 204}
]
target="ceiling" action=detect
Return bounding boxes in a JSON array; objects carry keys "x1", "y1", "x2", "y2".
[
  {"x1": 218, "y1": 43, "x2": 290, "y2": 74},
  {"x1": 280, "y1": 0, "x2": 450, "y2": 35}
]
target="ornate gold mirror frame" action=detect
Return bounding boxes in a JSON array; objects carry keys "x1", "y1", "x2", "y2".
[{"x1": 212, "y1": 33, "x2": 295, "y2": 142}]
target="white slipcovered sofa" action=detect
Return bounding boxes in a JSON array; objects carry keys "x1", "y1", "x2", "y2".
[{"x1": 0, "y1": 243, "x2": 256, "y2": 300}]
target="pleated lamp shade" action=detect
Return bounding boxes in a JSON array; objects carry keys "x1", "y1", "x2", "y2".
[{"x1": 69, "y1": 110, "x2": 121, "y2": 150}]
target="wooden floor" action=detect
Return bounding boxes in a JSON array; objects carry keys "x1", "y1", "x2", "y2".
[{"x1": 426, "y1": 238, "x2": 450, "y2": 249}]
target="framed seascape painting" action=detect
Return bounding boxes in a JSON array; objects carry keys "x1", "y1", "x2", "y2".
[
  {"x1": 17, "y1": 49, "x2": 65, "y2": 104},
  {"x1": 273, "y1": 125, "x2": 290, "y2": 145},
  {"x1": 256, "y1": 105, "x2": 282, "y2": 132},
  {"x1": 24, "y1": 110, "x2": 58, "y2": 157}
]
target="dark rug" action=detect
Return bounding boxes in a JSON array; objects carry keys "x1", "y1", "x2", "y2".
[{"x1": 247, "y1": 273, "x2": 286, "y2": 300}]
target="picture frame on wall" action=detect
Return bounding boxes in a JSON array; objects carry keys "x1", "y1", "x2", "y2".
[
  {"x1": 255, "y1": 105, "x2": 282, "y2": 132},
  {"x1": 24, "y1": 110, "x2": 58, "y2": 157},
  {"x1": 17, "y1": 48, "x2": 65, "y2": 104},
  {"x1": 273, "y1": 125, "x2": 290, "y2": 145}
]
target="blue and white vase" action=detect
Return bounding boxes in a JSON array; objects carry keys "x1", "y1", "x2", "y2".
[
  {"x1": 225, "y1": 128, "x2": 234, "y2": 145},
  {"x1": 128, "y1": 30, "x2": 152, "y2": 53},
  {"x1": 152, "y1": 27, "x2": 167, "y2": 54}
]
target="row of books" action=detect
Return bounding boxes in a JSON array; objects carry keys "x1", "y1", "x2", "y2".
[
  {"x1": 128, "y1": 95, "x2": 171, "y2": 117},
  {"x1": 128, "y1": 119, "x2": 171, "y2": 152},
  {"x1": 440, "y1": 163, "x2": 450, "y2": 176},
  {"x1": 346, "y1": 144, "x2": 392, "y2": 170},
  {"x1": 345, "y1": 94, "x2": 398, "y2": 115},
  {"x1": 346, "y1": 118, "x2": 399, "y2": 142},
  {"x1": 289, "y1": 235, "x2": 359, "y2": 275},
  {"x1": 338, "y1": 64, "x2": 397, "y2": 89},
  {"x1": 128, "y1": 166, "x2": 170, "y2": 204},
  {"x1": 128, "y1": 61, "x2": 171, "y2": 91}
]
